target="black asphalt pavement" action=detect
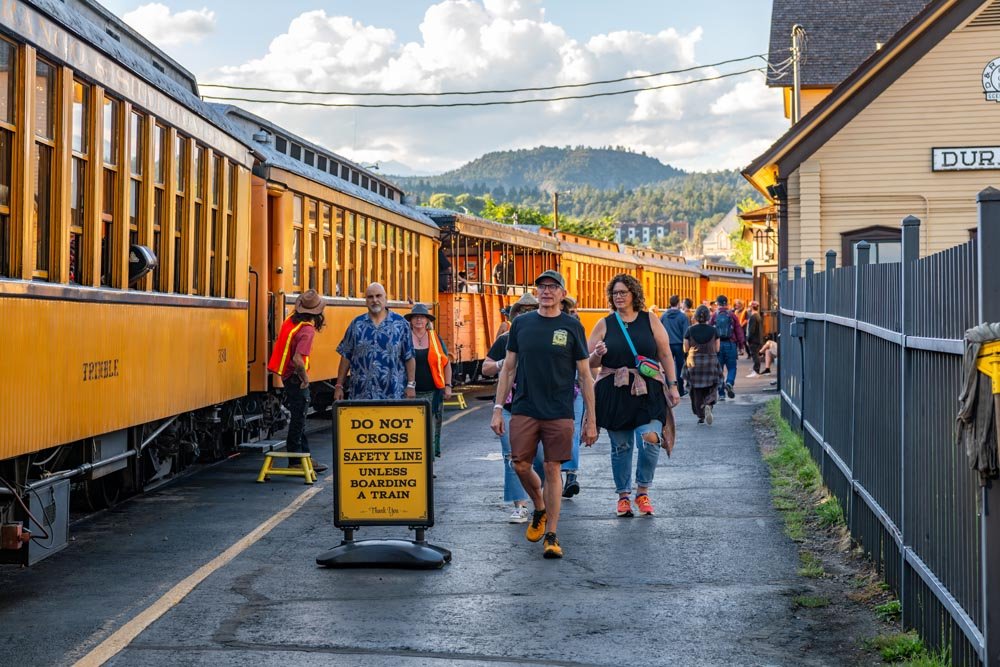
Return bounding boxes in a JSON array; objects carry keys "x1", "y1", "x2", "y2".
[{"x1": 0, "y1": 370, "x2": 832, "y2": 666}]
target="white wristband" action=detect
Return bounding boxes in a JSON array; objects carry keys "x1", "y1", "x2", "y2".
[{"x1": 493, "y1": 404, "x2": 504, "y2": 410}]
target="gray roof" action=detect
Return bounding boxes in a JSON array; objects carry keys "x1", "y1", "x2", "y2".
[
  {"x1": 767, "y1": 0, "x2": 930, "y2": 87},
  {"x1": 213, "y1": 105, "x2": 437, "y2": 230}
]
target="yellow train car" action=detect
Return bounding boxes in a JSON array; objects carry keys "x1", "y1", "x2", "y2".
[
  {"x1": 628, "y1": 247, "x2": 703, "y2": 314},
  {"x1": 556, "y1": 231, "x2": 641, "y2": 335},
  {"x1": 425, "y1": 209, "x2": 559, "y2": 376},
  {"x1": 215, "y1": 107, "x2": 441, "y2": 407},
  {"x1": 0, "y1": 0, "x2": 255, "y2": 562},
  {"x1": 700, "y1": 261, "x2": 754, "y2": 306}
]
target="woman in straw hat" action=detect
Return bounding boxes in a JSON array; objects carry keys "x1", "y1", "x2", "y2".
[
  {"x1": 483, "y1": 293, "x2": 539, "y2": 523},
  {"x1": 266, "y1": 289, "x2": 329, "y2": 473},
  {"x1": 405, "y1": 303, "x2": 453, "y2": 458}
]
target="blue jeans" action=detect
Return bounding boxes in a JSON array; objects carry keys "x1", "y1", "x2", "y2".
[
  {"x1": 563, "y1": 392, "x2": 584, "y2": 472},
  {"x1": 500, "y1": 410, "x2": 529, "y2": 503},
  {"x1": 608, "y1": 420, "x2": 663, "y2": 494},
  {"x1": 670, "y1": 343, "x2": 686, "y2": 395},
  {"x1": 718, "y1": 340, "x2": 738, "y2": 395}
]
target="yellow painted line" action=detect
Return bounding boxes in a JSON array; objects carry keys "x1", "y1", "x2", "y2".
[
  {"x1": 73, "y1": 482, "x2": 326, "y2": 667},
  {"x1": 442, "y1": 402, "x2": 485, "y2": 426}
]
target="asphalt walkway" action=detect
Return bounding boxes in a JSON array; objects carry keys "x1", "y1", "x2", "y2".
[{"x1": 0, "y1": 370, "x2": 839, "y2": 666}]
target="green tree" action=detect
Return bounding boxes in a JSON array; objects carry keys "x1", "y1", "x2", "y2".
[{"x1": 428, "y1": 193, "x2": 456, "y2": 210}]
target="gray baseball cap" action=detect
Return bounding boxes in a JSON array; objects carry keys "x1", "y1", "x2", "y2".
[{"x1": 534, "y1": 270, "x2": 566, "y2": 288}]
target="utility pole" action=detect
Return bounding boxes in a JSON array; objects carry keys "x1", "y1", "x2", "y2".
[
  {"x1": 791, "y1": 24, "x2": 805, "y2": 124},
  {"x1": 552, "y1": 191, "x2": 560, "y2": 233}
]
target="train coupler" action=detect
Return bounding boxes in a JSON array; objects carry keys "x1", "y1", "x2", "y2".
[{"x1": 1, "y1": 522, "x2": 31, "y2": 550}]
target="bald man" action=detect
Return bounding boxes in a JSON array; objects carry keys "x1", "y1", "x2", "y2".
[{"x1": 334, "y1": 283, "x2": 417, "y2": 400}]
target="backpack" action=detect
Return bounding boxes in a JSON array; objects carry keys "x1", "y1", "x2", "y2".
[{"x1": 715, "y1": 310, "x2": 733, "y2": 340}]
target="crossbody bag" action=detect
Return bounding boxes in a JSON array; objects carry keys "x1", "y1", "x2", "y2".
[{"x1": 614, "y1": 312, "x2": 661, "y2": 379}]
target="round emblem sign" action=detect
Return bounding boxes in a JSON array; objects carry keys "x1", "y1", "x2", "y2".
[{"x1": 984, "y1": 57, "x2": 1000, "y2": 102}]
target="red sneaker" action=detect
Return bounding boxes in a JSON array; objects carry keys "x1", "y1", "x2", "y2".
[
  {"x1": 616, "y1": 496, "x2": 634, "y2": 518},
  {"x1": 635, "y1": 494, "x2": 655, "y2": 516}
]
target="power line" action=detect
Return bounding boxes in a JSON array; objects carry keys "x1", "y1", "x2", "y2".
[
  {"x1": 201, "y1": 54, "x2": 767, "y2": 98},
  {"x1": 203, "y1": 67, "x2": 764, "y2": 109}
]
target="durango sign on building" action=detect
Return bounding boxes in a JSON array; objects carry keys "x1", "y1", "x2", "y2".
[{"x1": 745, "y1": 0, "x2": 1000, "y2": 269}]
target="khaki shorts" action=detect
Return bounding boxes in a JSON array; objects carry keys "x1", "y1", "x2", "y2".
[{"x1": 509, "y1": 415, "x2": 574, "y2": 464}]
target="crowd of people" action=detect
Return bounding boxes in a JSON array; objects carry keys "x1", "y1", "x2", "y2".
[{"x1": 269, "y1": 275, "x2": 778, "y2": 561}]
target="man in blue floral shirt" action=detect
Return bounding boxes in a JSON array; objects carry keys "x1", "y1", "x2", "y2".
[{"x1": 334, "y1": 283, "x2": 417, "y2": 400}]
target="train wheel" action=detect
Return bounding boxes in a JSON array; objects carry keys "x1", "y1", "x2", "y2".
[{"x1": 80, "y1": 471, "x2": 123, "y2": 511}]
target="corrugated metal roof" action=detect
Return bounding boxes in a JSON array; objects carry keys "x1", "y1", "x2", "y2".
[{"x1": 767, "y1": 0, "x2": 931, "y2": 87}]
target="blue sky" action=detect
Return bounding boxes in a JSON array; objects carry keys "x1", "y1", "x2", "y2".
[{"x1": 107, "y1": 0, "x2": 786, "y2": 174}]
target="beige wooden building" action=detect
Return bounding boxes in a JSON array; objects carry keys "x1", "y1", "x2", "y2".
[{"x1": 745, "y1": 0, "x2": 1000, "y2": 268}]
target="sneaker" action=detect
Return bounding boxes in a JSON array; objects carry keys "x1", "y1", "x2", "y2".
[
  {"x1": 725, "y1": 383, "x2": 735, "y2": 399},
  {"x1": 718, "y1": 394, "x2": 726, "y2": 402},
  {"x1": 542, "y1": 532, "x2": 563, "y2": 559},
  {"x1": 635, "y1": 494, "x2": 655, "y2": 516},
  {"x1": 704, "y1": 404, "x2": 713, "y2": 425},
  {"x1": 562, "y1": 472, "x2": 580, "y2": 498},
  {"x1": 761, "y1": 368, "x2": 772, "y2": 375},
  {"x1": 616, "y1": 496, "x2": 634, "y2": 518},
  {"x1": 697, "y1": 418, "x2": 705, "y2": 424},
  {"x1": 526, "y1": 509, "x2": 547, "y2": 542},
  {"x1": 509, "y1": 506, "x2": 530, "y2": 524},
  {"x1": 746, "y1": 371, "x2": 759, "y2": 378}
]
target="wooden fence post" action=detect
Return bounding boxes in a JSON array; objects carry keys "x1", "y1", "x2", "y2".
[
  {"x1": 900, "y1": 214, "x2": 920, "y2": 630},
  {"x1": 977, "y1": 187, "x2": 1000, "y2": 667}
]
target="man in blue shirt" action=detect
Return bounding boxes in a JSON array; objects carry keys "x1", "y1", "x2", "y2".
[
  {"x1": 334, "y1": 282, "x2": 416, "y2": 400},
  {"x1": 660, "y1": 294, "x2": 690, "y2": 397}
]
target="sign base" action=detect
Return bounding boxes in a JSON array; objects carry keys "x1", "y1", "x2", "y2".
[{"x1": 316, "y1": 538, "x2": 451, "y2": 569}]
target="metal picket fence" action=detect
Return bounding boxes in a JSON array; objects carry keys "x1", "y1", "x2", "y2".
[{"x1": 779, "y1": 189, "x2": 1000, "y2": 666}]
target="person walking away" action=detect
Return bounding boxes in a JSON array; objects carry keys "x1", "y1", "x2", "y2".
[
  {"x1": 491, "y1": 271, "x2": 598, "y2": 558},
  {"x1": 711, "y1": 294, "x2": 744, "y2": 401},
  {"x1": 588, "y1": 274, "x2": 681, "y2": 518},
  {"x1": 660, "y1": 295, "x2": 690, "y2": 397},
  {"x1": 745, "y1": 301, "x2": 764, "y2": 377},
  {"x1": 483, "y1": 294, "x2": 539, "y2": 523},
  {"x1": 683, "y1": 298, "x2": 694, "y2": 323},
  {"x1": 406, "y1": 304, "x2": 452, "y2": 458},
  {"x1": 334, "y1": 282, "x2": 416, "y2": 401},
  {"x1": 684, "y1": 305, "x2": 721, "y2": 425},
  {"x1": 267, "y1": 289, "x2": 329, "y2": 473}
]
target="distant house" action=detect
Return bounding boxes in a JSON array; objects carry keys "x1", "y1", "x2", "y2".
[
  {"x1": 701, "y1": 206, "x2": 741, "y2": 256},
  {"x1": 615, "y1": 220, "x2": 690, "y2": 244}
]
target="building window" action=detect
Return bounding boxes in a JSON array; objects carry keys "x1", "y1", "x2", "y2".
[{"x1": 841, "y1": 226, "x2": 902, "y2": 266}]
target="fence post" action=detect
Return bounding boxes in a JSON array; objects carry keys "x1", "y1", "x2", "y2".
[
  {"x1": 899, "y1": 214, "x2": 920, "y2": 631},
  {"x1": 850, "y1": 242, "x2": 870, "y2": 533},
  {"x1": 977, "y1": 187, "x2": 1000, "y2": 667},
  {"x1": 794, "y1": 265, "x2": 803, "y2": 423},
  {"x1": 822, "y1": 250, "x2": 835, "y2": 477},
  {"x1": 779, "y1": 268, "x2": 788, "y2": 400}
]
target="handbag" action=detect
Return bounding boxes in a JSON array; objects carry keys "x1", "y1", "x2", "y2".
[{"x1": 614, "y1": 312, "x2": 661, "y2": 379}]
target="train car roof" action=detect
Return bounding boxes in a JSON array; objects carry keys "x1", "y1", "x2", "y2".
[
  {"x1": 19, "y1": 0, "x2": 252, "y2": 166},
  {"x1": 215, "y1": 105, "x2": 438, "y2": 231},
  {"x1": 559, "y1": 239, "x2": 641, "y2": 266},
  {"x1": 422, "y1": 208, "x2": 558, "y2": 252}
]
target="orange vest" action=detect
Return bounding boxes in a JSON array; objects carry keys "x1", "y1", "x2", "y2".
[
  {"x1": 427, "y1": 332, "x2": 448, "y2": 390},
  {"x1": 268, "y1": 318, "x2": 313, "y2": 376}
]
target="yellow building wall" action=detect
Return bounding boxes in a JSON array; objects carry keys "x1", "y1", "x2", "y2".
[{"x1": 784, "y1": 14, "x2": 1000, "y2": 267}]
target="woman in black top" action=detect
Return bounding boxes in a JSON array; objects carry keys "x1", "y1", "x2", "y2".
[
  {"x1": 684, "y1": 305, "x2": 721, "y2": 425},
  {"x1": 405, "y1": 304, "x2": 452, "y2": 457},
  {"x1": 588, "y1": 274, "x2": 681, "y2": 518}
]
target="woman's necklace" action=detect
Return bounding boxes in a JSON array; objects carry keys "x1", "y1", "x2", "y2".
[
  {"x1": 619, "y1": 310, "x2": 638, "y2": 328},
  {"x1": 414, "y1": 331, "x2": 429, "y2": 347}
]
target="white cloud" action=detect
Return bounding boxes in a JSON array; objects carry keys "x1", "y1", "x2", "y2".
[
  {"x1": 207, "y1": 2, "x2": 786, "y2": 173},
  {"x1": 123, "y1": 3, "x2": 215, "y2": 47}
]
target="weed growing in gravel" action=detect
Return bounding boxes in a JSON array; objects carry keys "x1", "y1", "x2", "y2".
[
  {"x1": 798, "y1": 551, "x2": 825, "y2": 578},
  {"x1": 865, "y1": 632, "x2": 926, "y2": 662},
  {"x1": 874, "y1": 599, "x2": 902, "y2": 622},
  {"x1": 792, "y1": 595, "x2": 831, "y2": 609}
]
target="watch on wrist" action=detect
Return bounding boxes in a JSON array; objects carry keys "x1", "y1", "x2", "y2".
[{"x1": 667, "y1": 380, "x2": 678, "y2": 387}]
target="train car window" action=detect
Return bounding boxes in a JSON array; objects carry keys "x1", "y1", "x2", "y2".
[
  {"x1": 173, "y1": 135, "x2": 187, "y2": 293},
  {"x1": 208, "y1": 155, "x2": 221, "y2": 296},
  {"x1": 152, "y1": 124, "x2": 165, "y2": 185},
  {"x1": 352, "y1": 172, "x2": 360, "y2": 186},
  {"x1": 334, "y1": 206, "x2": 344, "y2": 296},
  {"x1": 359, "y1": 215, "x2": 369, "y2": 288},
  {"x1": 127, "y1": 112, "x2": 145, "y2": 260},
  {"x1": 304, "y1": 149, "x2": 314, "y2": 166},
  {"x1": 413, "y1": 233, "x2": 420, "y2": 301},
  {"x1": 321, "y1": 203, "x2": 332, "y2": 295},
  {"x1": 316, "y1": 155, "x2": 326, "y2": 172},
  {"x1": 192, "y1": 145, "x2": 205, "y2": 293},
  {"x1": 100, "y1": 97, "x2": 119, "y2": 286},
  {"x1": 346, "y1": 211, "x2": 356, "y2": 297},
  {"x1": 290, "y1": 143, "x2": 301, "y2": 161},
  {"x1": 69, "y1": 81, "x2": 90, "y2": 285},
  {"x1": 32, "y1": 59, "x2": 57, "y2": 280},
  {"x1": 275, "y1": 136, "x2": 286, "y2": 154},
  {"x1": 224, "y1": 162, "x2": 237, "y2": 297},
  {"x1": 340, "y1": 164, "x2": 349, "y2": 180},
  {"x1": 307, "y1": 198, "x2": 318, "y2": 290},
  {"x1": 0, "y1": 40, "x2": 12, "y2": 278},
  {"x1": 291, "y1": 194, "x2": 303, "y2": 288}
]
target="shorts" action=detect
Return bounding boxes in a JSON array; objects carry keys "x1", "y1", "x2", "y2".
[{"x1": 509, "y1": 415, "x2": 573, "y2": 464}]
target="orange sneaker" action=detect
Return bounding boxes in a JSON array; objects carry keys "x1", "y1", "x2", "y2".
[
  {"x1": 525, "y1": 509, "x2": 547, "y2": 542},
  {"x1": 616, "y1": 496, "x2": 634, "y2": 517},
  {"x1": 635, "y1": 494, "x2": 655, "y2": 516}
]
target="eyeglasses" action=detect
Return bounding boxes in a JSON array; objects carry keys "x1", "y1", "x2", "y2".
[
  {"x1": 611, "y1": 290, "x2": 631, "y2": 297},
  {"x1": 536, "y1": 283, "x2": 561, "y2": 292}
]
